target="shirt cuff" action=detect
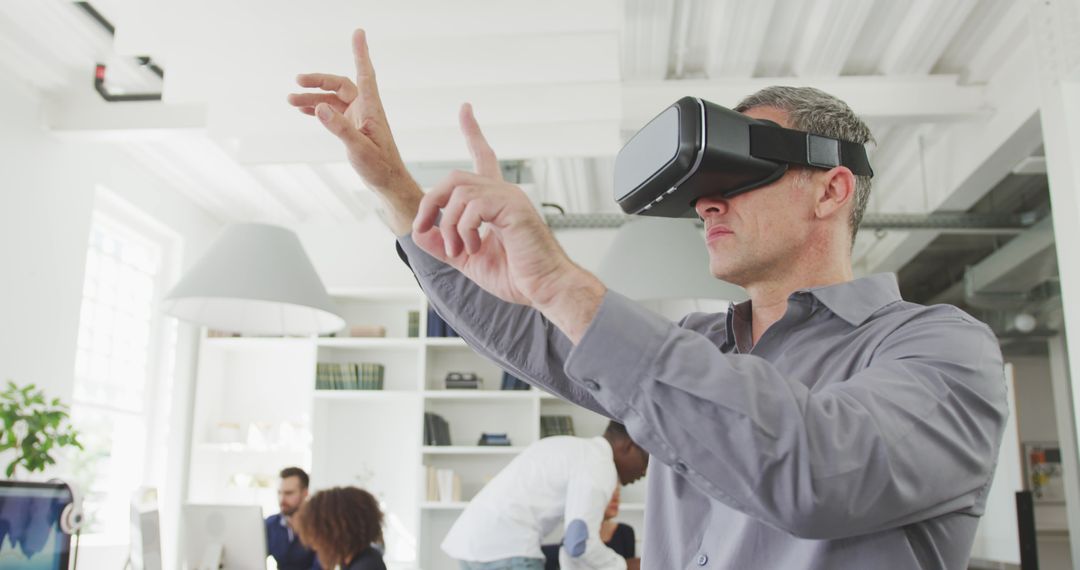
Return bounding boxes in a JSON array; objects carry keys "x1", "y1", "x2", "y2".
[
  {"x1": 564, "y1": 291, "x2": 670, "y2": 416},
  {"x1": 396, "y1": 233, "x2": 444, "y2": 278}
]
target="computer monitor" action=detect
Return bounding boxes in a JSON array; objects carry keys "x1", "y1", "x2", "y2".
[
  {"x1": 129, "y1": 487, "x2": 162, "y2": 570},
  {"x1": 182, "y1": 504, "x2": 267, "y2": 570},
  {"x1": 0, "y1": 480, "x2": 73, "y2": 570}
]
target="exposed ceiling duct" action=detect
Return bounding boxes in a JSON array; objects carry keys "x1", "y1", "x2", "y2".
[{"x1": 543, "y1": 211, "x2": 1039, "y2": 234}]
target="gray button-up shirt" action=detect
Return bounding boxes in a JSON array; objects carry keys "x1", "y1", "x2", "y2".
[{"x1": 398, "y1": 236, "x2": 1007, "y2": 570}]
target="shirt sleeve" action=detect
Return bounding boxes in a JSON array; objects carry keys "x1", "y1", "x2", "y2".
[
  {"x1": 560, "y1": 468, "x2": 626, "y2": 570},
  {"x1": 396, "y1": 236, "x2": 610, "y2": 417},
  {"x1": 564, "y1": 291, "x2": 1008, "y2": 540}
]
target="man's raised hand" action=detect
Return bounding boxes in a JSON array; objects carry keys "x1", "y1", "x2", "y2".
[
  {"x1": 289, "y1": 29, "x2": 422, "y2": 233},
  {"x1": 412, "y1": 104, "x2": 577, "y2": 308}
]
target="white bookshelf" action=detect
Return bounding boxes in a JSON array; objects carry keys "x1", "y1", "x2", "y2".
[{"x1": 187, "y1": 287, "x2": 646, "y2": 570}]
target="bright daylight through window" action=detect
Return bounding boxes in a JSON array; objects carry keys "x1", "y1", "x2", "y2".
[{"x1": 70, "y1": 211, "x2": 176, "y2": 541}]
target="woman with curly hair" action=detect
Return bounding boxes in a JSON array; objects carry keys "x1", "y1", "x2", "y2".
[{"x1": 292, "y1": 486, "x2": 387, "y2": 570}]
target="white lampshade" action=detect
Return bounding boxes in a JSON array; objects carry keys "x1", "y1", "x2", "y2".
[
  {"x1": 597, "y1": 217, "x2": 748, "y2": 302},
  {"x1": 163, "y1": 223, "x2": 345, "y2": 335}
]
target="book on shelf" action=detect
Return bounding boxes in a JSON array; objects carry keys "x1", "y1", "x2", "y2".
[
  {"x1": 540, "y1": 415, "x2": 575, "y2": 438},
  {"x1": 408, "y1": 310, "x2": 420, "y2": 338},
  {"x1": 426, "y1": 307, "x2": 460, "y2": 338},
  {"x1": 423, "y1": 412, "x2": 452, "y2": 446},
  {"x1": 500, "y1": 371, "x2": 531, "y2": 391},
  {"x1": 477, "y1": 432, "x2": 511, "y2": 446},
  {"x1": 348, "y1": 325, "x2": 386, "y2": 338},
  {"x1": 426, "y1": 466, "x2": 462, "y2": 502},
  {"x1": 315, "y1": 362, "x2": 385, "y2": 390},
  {"x1": 444, "y1": 372, "x2": 481, "y2": 390}
]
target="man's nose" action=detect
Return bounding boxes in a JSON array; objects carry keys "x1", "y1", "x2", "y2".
[{"x1": 694, "y1": 195, "x2": 730, "y2": 219}]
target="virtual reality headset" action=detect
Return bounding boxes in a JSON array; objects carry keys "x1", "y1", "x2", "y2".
[{"x1": 614, "y1": 96, "x2": 874, "y2": 218}]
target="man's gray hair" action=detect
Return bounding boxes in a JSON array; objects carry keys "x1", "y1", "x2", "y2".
[{"x1": 734, "y1": 86, "x2": 875, "y2": 247}]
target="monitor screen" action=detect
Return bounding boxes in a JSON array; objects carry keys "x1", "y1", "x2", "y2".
[{"x1": 0, "y1": 481, "x2": 72, "y2": 570}]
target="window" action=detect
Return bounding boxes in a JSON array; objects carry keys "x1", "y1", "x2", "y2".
[{"x1": 70, "y1": 200, "x2": 178, "y2": 541}]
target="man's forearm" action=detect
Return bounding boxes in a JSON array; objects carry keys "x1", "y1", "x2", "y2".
[
  {"x1": 374, "y1": 179, "x2": 425, "y2": 237},
  {"x1": 532, "y1": 264, "x2": 607, "y2": 344}
]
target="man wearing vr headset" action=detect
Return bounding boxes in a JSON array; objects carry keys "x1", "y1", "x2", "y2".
[{"x1": 290, "y1": 30, "x2": 1006, "y2": 570}]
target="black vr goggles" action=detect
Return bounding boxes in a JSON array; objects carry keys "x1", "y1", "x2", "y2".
[{"x1": 614, "y1": 96, "x2": 874, "y2": 218}]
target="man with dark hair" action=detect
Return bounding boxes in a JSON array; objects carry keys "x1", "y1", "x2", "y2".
[
  {"x1": 266, "y1": 466, "x2": 320, "y2": 570},
  {"x1": 441, "y1": 421, "x2": 648, "y2": 570},
  {"x1": 290, "y1": 29, "x2": 1007, "y2": 570}
]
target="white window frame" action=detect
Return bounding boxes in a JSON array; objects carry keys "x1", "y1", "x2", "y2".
[{"x1": 71, "y1": 186, "x2": 182, "y2": 545}]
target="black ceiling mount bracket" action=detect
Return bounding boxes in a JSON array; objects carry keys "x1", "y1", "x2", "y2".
[{"x1": 75, "y1": 1, "x2": 165, "y2": 103}]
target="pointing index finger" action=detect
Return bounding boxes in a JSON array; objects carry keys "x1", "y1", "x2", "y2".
[
  {"x1": 352, "y1": 29, "x2": 386, "y2": 120},
  {"x1": 460, "y1": 103, "x2": 502, "y2": 180}
]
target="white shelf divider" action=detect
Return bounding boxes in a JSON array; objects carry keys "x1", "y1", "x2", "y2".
[
  {"x1": 422, "y1": 390, "x2": 538, "y2": 401},
  {"x1": 313, "y1": 390, "x2": 420, "y2": 402},
  {"x1": 422, "y1": 446, "x2": 525, "y2": 455},
  {"x1": 317, "y1": 337, "x2": 424, "y2": 348},
  {"x1": 421, "y1": 501, "x2": 469, "y2": 511}
]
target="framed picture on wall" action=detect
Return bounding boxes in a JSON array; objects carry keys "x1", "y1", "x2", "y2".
[{"x1": 1023, "y1": 441, "x2": 1065, "y2": 504}]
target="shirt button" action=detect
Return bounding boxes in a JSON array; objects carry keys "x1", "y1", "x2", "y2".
[
  {"x1": 674, "y1": 461, "x2": 688, "y2": 474},
  {"x1": 583, "y1": 379, "x2": 600, "y2": 391},
  {"x1": 697, "y1": 554, "x2": 709, "y2": 566}
]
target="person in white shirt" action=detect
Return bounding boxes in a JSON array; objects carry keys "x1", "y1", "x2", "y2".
[{"x1": 443, "y1": 421, "x2": 648, "y2": 570}]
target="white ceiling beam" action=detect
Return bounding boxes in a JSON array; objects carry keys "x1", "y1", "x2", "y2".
[
  {"x1": 841, "y1": 0, "x2": 911, "y2": 76},
  {"x1": 704, "y1": 0, "x2": 775, "y2": 78},
  {"x1": 114, "y1": 0, "x2": 620, "y2": 57},
  {"x1": 877, "y1": 0, "x2": 978, "y2": 75},
  {"x1": 247, "y1": 164, "x2": 350, "y2": 223},
  {"x1": 205, "y1": 81, "x2": 622, "y2": 138},
  {"x1": 858, "y1": 38, "x2": 1044, "y2": 274},
  {"x1": 144, "y1": 133, "x2": 303, "y2": 223},
  {"x1": 790, "y1": 0, "x2": 875, "y2": 77},
  {"x1": 227, "y1": 120, "x2": 623, "y2": 164},
  {"x1": 120, "y1": 142, "x2": 245, "y2": 222},
  {"x1": 43, "y1": 82, "x2": 206, "y2": 139},
  {"x1": 753, "y1": 0, "x2": 816, "y2": 77},
  {"x1": 0, "y1": 33, "x2": 71, "y2": 91},
  {"x1": 48, "y1": 74, "x2": 989, "y2": 164},
  {"x1": 621, "y1": 0, "x2": 676, "y2": 80},
  {"x1": 35, "y1": 0, "x2": 114, "y2": 64},
  {"x1": 157, "y1": 31, "x2": 621, "y2": 104},
  {"x1": 621, "y1": 75, "x2": 989, "y2": 131},
  {"x1": 308, "y1": 165, "x2": 374, "y2": 222},
  {"x1": 961, "y1": 1, "x2": 1032, "y2": 84}
]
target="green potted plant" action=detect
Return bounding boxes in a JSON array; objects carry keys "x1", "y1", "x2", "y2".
[{"x1": 0, "y1": 381, "x2": 83, "y2": 479}]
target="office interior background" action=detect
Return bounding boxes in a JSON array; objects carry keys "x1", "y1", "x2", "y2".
[{"x1": 2, "y1": 0, "x2": 1080, "y2": 568}]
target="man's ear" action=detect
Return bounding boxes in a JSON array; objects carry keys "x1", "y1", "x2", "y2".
[{"x1": 814, "y1": 166, "x2": 856, "y2": 221}]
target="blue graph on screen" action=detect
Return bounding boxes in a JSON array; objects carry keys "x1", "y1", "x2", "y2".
[{"x1": 0, "y1": 488, "x2": 67, "y2": 570}]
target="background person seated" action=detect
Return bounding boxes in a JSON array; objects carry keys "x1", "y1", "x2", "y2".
[
  {"x1": 292, "y1": 486, "x2": 387, "y2": 570},
  {"x1": 266, "y1": 467, "x2": 321, "y2": 570},
  {"x1": 541, "y1": 487, "x2": 636, "y2": 570}
]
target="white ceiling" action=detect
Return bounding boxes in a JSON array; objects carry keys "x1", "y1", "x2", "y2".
[{"x1": 0, "y1": 0, "x2": 1040, "y2": 268}]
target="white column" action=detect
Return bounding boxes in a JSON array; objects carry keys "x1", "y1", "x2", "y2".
[
  {"x1": 1050, "y1": 336, "x2": 1080, "y2": 568},
  {"x1": 1032, "y1": 0, "x2": 1080, "y2": 566}
]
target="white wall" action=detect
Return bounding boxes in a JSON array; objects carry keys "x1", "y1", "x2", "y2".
[
  {"x1": 0, "y1": 84, "x2": 221, "y2": 396},
  {"x1": 0, "y1": 82, "x2": 222, "y2": 568}
]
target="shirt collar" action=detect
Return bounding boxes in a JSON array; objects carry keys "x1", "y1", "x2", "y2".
[
  {"x1": 799, "y1": 273, "x2": 902, "y2": 326},
  {"x1": 725, "y1": 273, "x2": 902, "y2": 334}
]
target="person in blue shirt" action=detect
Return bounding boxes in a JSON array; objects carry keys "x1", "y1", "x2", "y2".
[{"x1": 266, "y1": 467, "x2": 321, "y2": 570}]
